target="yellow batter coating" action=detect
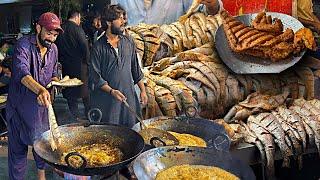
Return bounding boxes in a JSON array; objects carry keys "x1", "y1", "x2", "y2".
[
  {"x1": 156, "y1": 164, "x2": 239, "y2": 180},
  {"x1": 61, "y1": 144, "x2": 123, "y2": 167},
  {"x1": 168, "y1": 131, "x2": 207, "y2": 147}
]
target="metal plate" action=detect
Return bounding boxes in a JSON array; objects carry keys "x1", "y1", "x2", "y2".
[{"x1": 215, "y1": 12, "x2": 305, "y2": 74}]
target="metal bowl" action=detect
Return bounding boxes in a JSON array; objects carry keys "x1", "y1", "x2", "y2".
[{"x1": 133, "y1": 146, "x2": 255, "y2": 180}]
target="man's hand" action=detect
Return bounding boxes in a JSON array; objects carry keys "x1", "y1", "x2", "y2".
[
  {"x1": 37, "y1": 88, "x2": 51, "y2": 108},
  {"x1": 140, "y1": 91, "x2": 148, "y2": 106},
  {"x1": 199, "y1": 0, "x2": 219, "y2": 15},
  {"x1": 51, "y1": 77, "x2": 60, "y2": 82},
  {"x1": 110, "y1": 89, "x2": 127, "y2": 102}
]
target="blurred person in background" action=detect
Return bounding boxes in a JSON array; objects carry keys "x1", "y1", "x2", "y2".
[
  {"x1": 56, "y1": 9, "x2": 90, "y2": 121},
  {"x1": 110, "y1": 0, "x2": 221, "y2": 25},
  {"x1": 297, "y1": 0, "x2": 320, "y2": 59},
  {"x1": 90, "y1": 11, "x2": 104, "y2": 44},
  {"x1": 298, "y1": 0, "x2": 320, "y2": 34},
  {"x1": 84, "y1": 11, "x2": 105, "y2": 47}
]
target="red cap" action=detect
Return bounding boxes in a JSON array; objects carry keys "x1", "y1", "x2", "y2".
[{"x1": 38, "y1": 12, "x2": 64, "y2": 33}]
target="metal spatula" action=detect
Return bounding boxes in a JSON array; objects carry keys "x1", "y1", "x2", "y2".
[{"x1": 123, "y1": 100, "x2": 179, "y2": 146}]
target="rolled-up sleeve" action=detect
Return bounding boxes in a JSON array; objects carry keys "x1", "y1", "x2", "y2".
[
  {"x1": 130, "y1": 42, "x2": 143, "y2": 84},
  {"x1": 89, "y1": 45, "x2": 108, "y2": 89},
  {"x1": 12, "y1": 44, "x2": 31, "y2": 83}
]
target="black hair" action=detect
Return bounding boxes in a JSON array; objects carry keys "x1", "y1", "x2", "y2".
[
  {"x1": 86, "y1": 11, "x2": 101, "y2": 27},
  {"x1": 101, "y1": 4, "x2": 126, "y2": 30},
  {"x1": 91, "y1": 11, "x2": 101, "y2": 21},
  {"x1": 67, "y1": 9, "x2": 81, "y2": 19}
]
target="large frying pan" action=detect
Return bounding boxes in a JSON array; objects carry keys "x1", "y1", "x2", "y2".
[
  {"x1": 33, "y1": 122, "x2": 144, "y2": 176},
  {"x1": 215, "y1": 12, "x2": 305, "y2": 74},
  {"x1": 132, "y1": 116, "x2": 230, "y2": 151},
  {"x1": 133, "y1": 146, "x2": 255, "y2": 180}
]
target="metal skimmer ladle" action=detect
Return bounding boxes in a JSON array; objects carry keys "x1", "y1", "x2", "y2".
[{"x1": 123, "y1": 100, "x2": 179, "y2": 147}]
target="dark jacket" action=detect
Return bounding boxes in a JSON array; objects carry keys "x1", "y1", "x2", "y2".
[{"x1": 56, "y1": 20, "x2": 90, "y2": 99}]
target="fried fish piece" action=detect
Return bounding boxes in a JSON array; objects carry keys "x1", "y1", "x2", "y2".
[
  {"x1": 220, "y1": 10, "x2": 312, "y2": 61},
  {"x1": 252, "y1": 12, "x2": 283, "y2": 35}
]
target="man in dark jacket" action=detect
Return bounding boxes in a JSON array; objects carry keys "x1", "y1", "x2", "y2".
[{"x1": 56, "y1": 9, "x2": 90, "y2": 120}]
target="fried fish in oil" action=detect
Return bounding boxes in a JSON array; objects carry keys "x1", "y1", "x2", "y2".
[
  {"x1": 61, "y1": 144, "x2": 123, "y2": 168},
  {"x1": 156, "y1": 165, "x2": 239, "y2": 180},
  {"x1": 168, "y1": 131, "x2": 207, "y2": 147}
]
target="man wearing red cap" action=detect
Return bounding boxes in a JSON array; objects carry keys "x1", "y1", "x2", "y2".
[{"x1": 6, "y1": 12, "x2": 63, "y2": 180}]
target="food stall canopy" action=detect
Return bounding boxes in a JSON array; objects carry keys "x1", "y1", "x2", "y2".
[{"x1": 222, "y1": 0, "x2": 297, "y2": 17}]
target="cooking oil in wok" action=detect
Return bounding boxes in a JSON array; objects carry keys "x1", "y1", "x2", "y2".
[
  {"x1": 61, "y1": 143, "x2": 123, "y2": 168},
  {"x1": 168, "y1": 131, "x2": 207, "y2": 147},
  {"x1": 156, "y1": 164, "x2": 239, "y2": 180}
]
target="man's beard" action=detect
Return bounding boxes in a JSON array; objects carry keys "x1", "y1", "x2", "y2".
[
  {"x1": 37, "y1": 33, "x2": 52, "y2": 48},
  {"x1": 111, "y1": 23, "x2": 124, "y2": 35}
]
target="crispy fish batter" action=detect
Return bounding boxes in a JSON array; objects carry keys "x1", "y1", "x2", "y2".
[
  {"x1": 252, "y1": 12, "x2": 283, "y2": 35},
  {"x1": 156, "y1": 165, "x2": 239, "y2": 180},
  {"x1": 61, "y1": 144, "x2": 123, "y2": 168},
  {"x1": 168, "y1": 131, "x2": 207, "y2": 147},
  {"x1": 220, "y1": 10, "x2": 315, "y2": 61}
]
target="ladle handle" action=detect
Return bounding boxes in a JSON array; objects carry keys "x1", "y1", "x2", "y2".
[
  {"x1": 123, "y1": 100, "x2": 147, "y2": 129},
  {"x1": 65, "y1": 152, "x2": 87, "y2": 169},
  {"x1": 150, "y1": 137, "x2": 167, "y2": 147}
]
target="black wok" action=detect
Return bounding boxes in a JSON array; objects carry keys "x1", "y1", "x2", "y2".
[
  {"x1": 133, "y1": 146, "x2": 255, "y2": 180},
  {"x1": 33, "y1": 122, "x2": 144, "y2": 176},
  {"x1": 132, "y1": 116, "x2": 230, "y2": 151}
]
